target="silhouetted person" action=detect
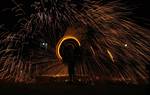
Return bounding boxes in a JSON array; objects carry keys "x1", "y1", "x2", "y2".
[{"x1": 62, "y1": 45, "x2": 76, "y2": 81}]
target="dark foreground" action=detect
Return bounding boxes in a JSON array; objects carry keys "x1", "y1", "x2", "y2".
[{"x1": 0, "y1": 77, "x2": 149, "y2": 95}]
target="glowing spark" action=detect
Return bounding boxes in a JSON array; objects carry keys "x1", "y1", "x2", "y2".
[{"x1": 107, "y1": 49, "x2": 114, "y2": 63}]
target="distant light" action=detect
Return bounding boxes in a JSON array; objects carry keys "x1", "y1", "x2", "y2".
[
  {"x1": 45, "y1": 43, "x2": 48, "y2": 47},
  {"x1": 41, "y1": 42, "x2": 48, "y2": 49},
  {"x1": 125, "y1": 44, "x2": 128, "y2": 47},
  {"x1": 42, "y1": 43, "x2": 45, "y2": 45}
]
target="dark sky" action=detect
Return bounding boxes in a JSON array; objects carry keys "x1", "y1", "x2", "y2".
[
  {"x1": 0, "y1": 0, "x2": 150, "y2": 29},
  {"x1": 0, "y1": 0, "x2": 149, "y2": 16}
]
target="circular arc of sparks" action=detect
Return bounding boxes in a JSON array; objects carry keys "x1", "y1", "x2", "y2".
[{"x1": 56, "y1": 36, "x2": 81, "y2": 60}]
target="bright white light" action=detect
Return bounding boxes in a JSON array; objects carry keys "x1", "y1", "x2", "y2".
[
  {"x1": 42, "y1": 43, "x2": 45, "y2": 46},
  {"x1": 125, "y1": 44, "x2": 128, "y2": 47}
]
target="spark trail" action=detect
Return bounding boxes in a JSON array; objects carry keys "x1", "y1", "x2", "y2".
[{"x1": 0, "y1": 0, "x2": 150, "y2": 83}]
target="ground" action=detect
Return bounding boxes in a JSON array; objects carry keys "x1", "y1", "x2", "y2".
[{"x1": 0, "y1": 77, "x2": 149, "y2": 95}]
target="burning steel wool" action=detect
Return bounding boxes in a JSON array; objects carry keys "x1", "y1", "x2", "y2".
[{"x1": 0, "y1": 0, "x2": 150, "y2": 83}]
